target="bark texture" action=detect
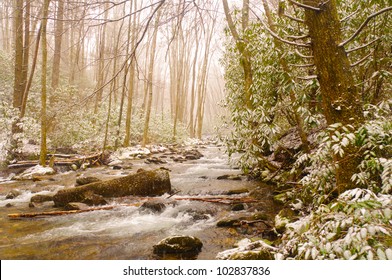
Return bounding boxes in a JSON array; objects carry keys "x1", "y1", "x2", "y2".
[{"x1": 302, "y1": 0, "x2": 364, "y2": 193}]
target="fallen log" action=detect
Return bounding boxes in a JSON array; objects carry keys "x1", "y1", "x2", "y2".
[
  {"x1": 8, "y1": 195, "x2": 258, "y2": 219},
  {"x1": 52, "y1": 169, "x2": 171, "y2": 207},
  {"x1": 8, "y1": 205, "x2": 117, "y2": 219},
  {"x1": 8, "y1": 152, "x2": 103, "y2": 169},
  {"x1": 174, "y1": 196, "x2": 258, "y2": 205}
]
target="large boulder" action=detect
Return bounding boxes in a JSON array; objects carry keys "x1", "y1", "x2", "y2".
[
  {"x1": 153, "y1": 235, "x2": 203, "y2": 255},
  {"x1": 53, "y1": 169, "x2": 171, "y2": 207}
]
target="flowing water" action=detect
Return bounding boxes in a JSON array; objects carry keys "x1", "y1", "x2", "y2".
[{"x1": 0, "y1": 144, "x2": 278, "y2": 259}]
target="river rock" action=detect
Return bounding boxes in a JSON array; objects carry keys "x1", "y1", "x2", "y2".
[
  {"x1": 139, "y1": 200, "x2": 166, "y2": 213},
  {"x1": 224, "y1": 188, "x2": 248, "y2": 195},
  {"x1": 6, "y1": 190, "x2": 22, "y2": 199},
  {"x1": 76, "y1": 176, "x2": 101, "y2": 186},
  {"x1": 65, "y1": 202, "x2": 90, "y2": 210},
  {"x1": 217, "y1": 174, "x2": 241, "y2": 180},
  {"x1": 81, "y1": 192, "x2": 108, "y2": 206},
  {"x1": 153, "y1": 235, "x2": 203, "y2": 255},
  {"x1": 216, "y1": 239, "x2": 275, "y2": 260},
  {"x1": 53, "y1": 169, "x2": 171, "y2": 207},
  {"x1": 30, "y1": 194, "x2": 54, "y2": 203},
  {"x1": 13, "y1": 165, "x2": 55, "y2": 180},
  {"x1": 231, "y1": 204, "x2": 245, "y2": 211}
]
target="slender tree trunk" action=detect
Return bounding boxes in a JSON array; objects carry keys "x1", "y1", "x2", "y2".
[
  {"x1": 39, "y1": 0, "x2": 51, "y2": 166},
  {"x1": 94, "y1": 3, "x2": 109, "y2": 114},
  {"x1": 12, "y1": 0, "x2": 24, "y2": 115},
  {"x1": 123, "y1": 0, "x2": 138, "y2": 147},
  {"x1": 51, "y1": 0, "x2": 64, "y2": 90},
  {"x1": 21, "y1": 0, "x2": 30, "y2": 99},
  {"x1": 189, "y1": 27, "x2": 200, "y2": 138},
  {"x1": 222, "y1": 0, "x2": 253, "y2": 109},
  {"x1": 142, "y1": 9, "x2": 162, "y2": 147},
  {"x1": 21, "y1": 24, "x2": 42, "y2": 118}
]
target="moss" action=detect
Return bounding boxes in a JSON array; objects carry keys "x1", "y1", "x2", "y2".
[{"x1": 228, "y1": 250, "x2": 273, "y2": 260}]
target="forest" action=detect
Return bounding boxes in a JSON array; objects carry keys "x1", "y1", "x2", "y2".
[{"x1": 0, "y1": 0, "x2": 391, "y2": 260}]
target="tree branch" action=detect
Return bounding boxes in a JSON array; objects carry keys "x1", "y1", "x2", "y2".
[
  {"x1": 346, "y1": 37, "x2": 380, "y2": 53},
  {"x1": 286, "y1": 34, "x2": 309, "y2": 40},
  {"x1": 297, "y1": 75, "x2": 318, "y2": 80},
  {"x1": 252, "y1": 10, "x2": 310, "y2": 48},
  {"x1": 351, "y1": 52, "x2": 373, "y2": 67},
  {"x1": 284, "y1": 13, "x2": 305, "y2": 23},
  {"x1": 288, "y1": 0, "x2": 321, "y2": 12},
  {"x1": 340, "y1": 9, "x2": 359, "y2": 22},
  {"x1": 295, "y1": 49, "x2": 314, "y2": 59},
  {"x1": 289, "y1": 63, "x2": 315, "y2": 68},
  {"x1": 340, "y1": 6, "x2": 392, "y2": 47},
  {"x1": 222, "y1": 0, "x2": 240, "y2": 41}
]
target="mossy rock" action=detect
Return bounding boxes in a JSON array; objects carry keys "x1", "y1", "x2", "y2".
[
  {"x1": 153, "y1": 235, "x2": 203, "y2": 255},
  {"x1": 228, "y1": 250, "x2": 273, "y2": 260},
  {"x1": 273, "y1": 192, "x2": 289, "y2": 205},
  {"x1": 231, "y1": 204, "x2": 245, "y2": 211},
  {"x1": 30, "y1": 194, "x2": 54, "y2": 203},
  {"x1": 275, "y1": 208, "x2": 297, "y2": 233},
  {"x1": 53, "y1": 169, "x2": 171, "y2": 207}
]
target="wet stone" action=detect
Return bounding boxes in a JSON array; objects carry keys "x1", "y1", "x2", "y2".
[
  {"x1": 231, "y1": 204, "x2": 245, "y2": 211},
  {"x1": 65, "y1": 202, "x2": 90, "y2": 210},
  {"x1": 139, "y1": 201, "x2": 167, "y2": 213},
  {"x1": 153, "y1": 235, "x2": 203, "y2": 255},
  {"x1": 6, "y1": 190, "x2": 22, "y2": 199},
  {"x1": 217, "y1": 175, "x2": 242, "y2": 181},
  {"x1": 30, "y1": 194, "x2": 54, "y2": 203}
]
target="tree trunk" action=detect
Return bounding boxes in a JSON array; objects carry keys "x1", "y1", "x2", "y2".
[
  {"x1": 222, "y1": 0, "x2": 253, "y2": 109},
  {"x1": 51, "y1": 0, "x2": 64, "y2": 90},
  {"x1": 94, "y1": 3, "x2": 109, "y2": 114},
  {"x1": 39, "y1": 0, "x2": 51, "y2": 167},
  {"x1": 142, "y1": 9, "x2": 162, "y2": 147},
  {"x1": 302, "y1": 0, "x2": 364, "y2": 193},
  {"x1": 12, "y1": 0, "x2": 24, "y2": 115}
]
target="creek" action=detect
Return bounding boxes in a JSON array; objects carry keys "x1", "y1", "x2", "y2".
[{"x1": 0, "y1": 144, "x2": 279, "y2": 259}]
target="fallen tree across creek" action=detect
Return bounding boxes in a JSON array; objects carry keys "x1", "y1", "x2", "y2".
[{"x1": 8, "y1": 195, "x2": 258, "y2": 219}]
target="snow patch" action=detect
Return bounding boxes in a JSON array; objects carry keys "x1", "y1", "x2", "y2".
[
  {"x1": 13, "y1": 165, "x2": 55, "y2": 180},
  {"x1": 110, "y1": 146, "x2": 151, "y2": 161},
  {"x1": 216, "y1": 238, "x2": 277, "y2": 260}
]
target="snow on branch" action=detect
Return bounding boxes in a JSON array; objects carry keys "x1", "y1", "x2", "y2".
[
  {"x1": 340, "y1": 9, "x2": 359, "y2": 22},
  {"x1": 284, "y1": 13, "x2": 305, "y2": 23},
  {"x1": 251, "y1": 10, "x2": 311, "y2": 48},
  {"x1": 289, "y1": 63, "x2": 315, "y2": 68},
  {"x1": 340, "y1": 6, "x2": 392, "y2": 47},
  {"x1": 346, "y1": 38, "x2": 380, "y2": 53},
  {"x1": 295, "y1": 49, "x2": 314, "y2": 59},
  {"x1": 297, "y1": 75, "x2": 318, "y2": 80},
  {"x1": 288, "y1": 0, "x2": 321, "y2": 12},
  {"x1": 350, "y1": 52, "x2": 373, "y2": 67},
  {"x1": 287, "y1": 34, "x2": 310, "y2": 40}
]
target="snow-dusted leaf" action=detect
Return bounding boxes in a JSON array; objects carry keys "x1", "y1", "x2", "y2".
[
  {"x1": 377, "y1": 249, "x2": 386, "y2": 260},
  {"x1": 385, "y1": 249, "x2": 392, "y2": 260},
  {"x1": 343, "y1": 250, "x2": 351, "y2": 260}
]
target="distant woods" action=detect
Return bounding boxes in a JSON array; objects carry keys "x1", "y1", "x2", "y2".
[{"x1": 0, "y1": 0, "x2": 224, "y2": 164}]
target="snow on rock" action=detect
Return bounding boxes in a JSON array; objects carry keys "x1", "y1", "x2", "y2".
[
  {"x1": 13, "y1": 165, "x2": 55, "y2": 180},
  {"x1": 110, "y1": 146, "x2": 151, "y2": 161},
  {"x1": 216, "y1": 238, "x2": 277, "y2": 260},
  {"x1": 149, "y1": 145, "x2": 168, "y2": 153}
]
